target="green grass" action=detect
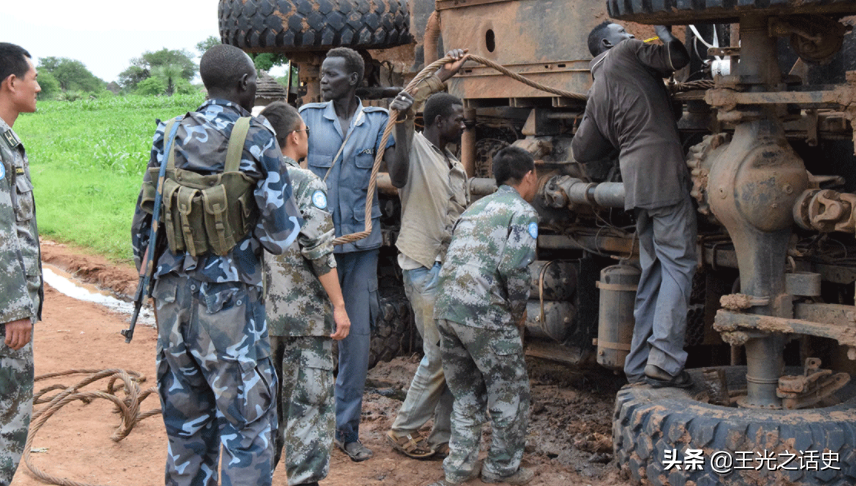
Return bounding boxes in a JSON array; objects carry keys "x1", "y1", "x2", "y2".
[{"x1": 13, "y1": 94, "x2": 207, "y2": 263}]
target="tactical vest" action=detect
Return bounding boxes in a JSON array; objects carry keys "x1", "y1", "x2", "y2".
[{"x1": 141, "y1": 117, "x2": 259, "y2": 257}]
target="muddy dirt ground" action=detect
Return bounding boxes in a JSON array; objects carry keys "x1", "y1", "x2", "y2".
[{"x1": 14, "y1": 241, "x2": 631, "y2": 486}]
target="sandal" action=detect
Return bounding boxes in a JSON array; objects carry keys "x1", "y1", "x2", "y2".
[
  {"x1": 335, "y1": 439, "x2": 374, "y2": 462},
  {"x1": 386, "y1": 430, "x2": 436, "y2": 459}
]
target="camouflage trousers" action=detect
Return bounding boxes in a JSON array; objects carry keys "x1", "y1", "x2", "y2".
[
  {"x1": 436, "y1": 319, "x2": 530, "y2": 483},
  {"x1": 153, "y1": 275, "x2": 276, "y2": 486},
  {"x1": 0, "y1": 332, "x2": 33, "y2": 486},
  {"x1": 270, "y1": 335, "x2": 334, "y2": 485}
]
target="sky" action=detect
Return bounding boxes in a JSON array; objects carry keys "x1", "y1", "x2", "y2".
[{"x1": 4, "y1": 1, "x2": 223, "y2": 83}]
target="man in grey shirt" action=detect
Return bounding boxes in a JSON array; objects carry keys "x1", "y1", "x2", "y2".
[
  {"x1": 571, "y1": 21, "x2": 697, "y2": 388},
  {"x1": 385, "y1": 49, "x2": 469, "y2": 460}
]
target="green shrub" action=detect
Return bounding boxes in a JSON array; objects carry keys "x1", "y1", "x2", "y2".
[{"x1": 135, "y1": 77, "x2": 167, "y2": 96}]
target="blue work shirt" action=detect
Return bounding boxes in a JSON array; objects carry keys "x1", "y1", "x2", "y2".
[{"x1": 300, "y1": 99, "x2": 394, "y2": 254}]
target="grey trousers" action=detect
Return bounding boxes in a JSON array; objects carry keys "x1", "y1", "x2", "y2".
[
  {"x1": 390, "y1": 262, "x2": 453, "y2": 447},
  {"x1": 624, "y1": 196, "x2": 697, "y2": 382}
]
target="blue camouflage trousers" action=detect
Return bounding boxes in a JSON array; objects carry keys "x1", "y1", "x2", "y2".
[
  {"x1": 0, "y1": 332, "x2": 33, "y2": 486},
  {"x1": 153, "y1": 274, "x2": 276, "y2": 486},
  {"x1": 437, "y1": 319, "x2": 530, "y2": 483},
  {"x1": 271, "y1": 336, "x2": 334, "y2": 485}
]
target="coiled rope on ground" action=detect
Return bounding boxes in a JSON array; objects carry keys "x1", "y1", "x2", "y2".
[
  {"x1": 332, "y1": 54, "x2": 714, "y2": 246},
  {"x1": 23, "y1": 369, "x2": 161, "y2": 486}
]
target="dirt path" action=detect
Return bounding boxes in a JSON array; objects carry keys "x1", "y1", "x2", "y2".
[{"x1": 14, "y1": 241, "x2": 630, "y2": 486}]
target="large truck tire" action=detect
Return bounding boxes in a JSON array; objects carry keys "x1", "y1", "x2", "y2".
[
  {"x1": 613, "y1": 366, "x2": 856, "y2": 485},
  {"x1": 608, "y1": 0, "x2": 856, "y2": 25},
  {"x1": 218, "y1": 0, "x2": 410, "y2": 52},
  {"x1": 369, "y1": 285, "x2": 414, "y2": 369}
]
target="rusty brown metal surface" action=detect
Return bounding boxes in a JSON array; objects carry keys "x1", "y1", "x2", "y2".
[
  {"x1": 438, "y1": 0, "x2": 606, "y2": 103},
  {"x1": 777, "y1": 358, "x2": 851, "y2": 409},
  {"x1": 793, "y1": 188, "x2": 856, "y2": 233},
  {"x1": 714, "y1": 308, "x2": 856, "y2": 348}
]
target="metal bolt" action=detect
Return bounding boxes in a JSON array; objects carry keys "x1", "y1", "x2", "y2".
[
  {"x1": 598, "y1": 350, "x2": 605, "y2": 356},
  {"x1": 719, "y1": 187, "x2": 727, "y2": 199},
  {"x1": 783, "y1": 184, "x2": 793, "y2": 195}
]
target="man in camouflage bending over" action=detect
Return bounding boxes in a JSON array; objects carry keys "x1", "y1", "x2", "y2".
[
  {"x1": 260, "y1": 101, "x2": 351, "y2": 486},
  {"x1": 431, "y1": 147, "x2": 540, "y2": 486}
]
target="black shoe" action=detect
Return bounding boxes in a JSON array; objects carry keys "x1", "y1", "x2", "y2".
[{"x1": 645, "y1": 365, "x2": 693, "y2": 389}]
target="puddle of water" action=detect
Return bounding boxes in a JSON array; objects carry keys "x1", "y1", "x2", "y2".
[{"x1": 42, "y1": 265, "x2": 156, "y2": 327}]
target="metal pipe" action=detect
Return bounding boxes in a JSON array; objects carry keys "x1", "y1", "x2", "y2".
[
  {"x1": 461, "y1": 108, "x2": 477, "y2": 177},
  {"x1": 376, "y1": 173, "x2": 398, "y2": 196},
  {"x1": 424, "y1": 11, "x2": 441, "y2": 65},
  {"x1": 544, "y1": 175, "x2": 625, "y2": 208},
  {"x1": 468, "y1": 177, "x2": 497, "y2": 196},
  {"x1": 741, "y1": 334, "x2": 786, "y2": 408}
]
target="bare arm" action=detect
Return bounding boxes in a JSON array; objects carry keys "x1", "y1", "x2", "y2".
[
  {"x1": 385, "y1": 93, "x2": 415, "y2": 188},
  {"x1": 317, "y1": 269, "x2": 351, "y2": 340}
]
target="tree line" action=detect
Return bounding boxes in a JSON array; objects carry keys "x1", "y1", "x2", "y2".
[{"x1": 37, "y1": 36, "x2": 294, "y2": 101}]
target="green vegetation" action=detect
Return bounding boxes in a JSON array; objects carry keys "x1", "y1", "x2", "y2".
[
  {"x1": 14, "y1": 93, "x2": 206, "y2": 262},
  {"x1": 119, "y1": 48, "x2": 198, "y2": 94},
  {"x1": 37, "y1": 57, "x2": 108, "y2": 100}
]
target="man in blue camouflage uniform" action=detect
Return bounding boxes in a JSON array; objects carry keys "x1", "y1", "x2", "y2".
[
  {"x1": 431, "y1": 147, "x2": 539, "y2": 486},
  {"x1": 259, "y1": 101, "x2": 351, "y2": 486},
  {"x1": 131, "y1": 45, "x2": 302, "y2": 486},
  {"x1": 299, "y1": 47, "x2": 407, "y2": 462},
  {"x1": 0, "y1": 43, "x2": 41, "y2": 486}
]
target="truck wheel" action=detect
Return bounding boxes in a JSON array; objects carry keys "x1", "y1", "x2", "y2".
[
  {"x1": 369, "y1": 285, "x2": 413, "y2": 369},
  {"x1": 218, "y1": 0, "x2": 410, "y2": 52},
  {"x1": 613, "y1": 366, "x2": 856, "y2": 485},
  {"x1": 608, "y1": 0, "x2": 856, "y2": 25}
]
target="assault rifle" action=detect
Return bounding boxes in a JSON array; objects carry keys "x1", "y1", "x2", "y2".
[{"x1": 122, "y1": 118, "x2": 182, "y2": 343}]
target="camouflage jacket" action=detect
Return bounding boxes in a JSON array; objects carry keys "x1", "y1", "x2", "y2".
[
  {"x1": 0, "y1": 119, "x2": 42, "y2": 324},
  {"x1": 131, "y1": 99, "x2": 303, "y2": 287},
  {"x1": 434, "y1": 185, "x2": 538, "y2": 330},
  {"x1": 264, "y1": 156, "x2": 337, "y2": 337}
]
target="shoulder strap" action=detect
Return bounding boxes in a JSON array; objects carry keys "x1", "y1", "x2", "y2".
[
  {"x1": 164, "y1": 118, "x2": 180, "y2": 170},
  {"x1": 225, "y1": 117, "x2": 251, "y2": 172},
  {"x1": 324, "y1": 128, "x2": 356, "y2": 183}
]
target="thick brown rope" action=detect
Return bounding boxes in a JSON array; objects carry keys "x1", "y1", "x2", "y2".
[
  {"x1": 23, "y1": 369, "x2": 161, "y2": 486},
  {"x1": 332, "y1": 54, "x2": 588, "y2": 245}
]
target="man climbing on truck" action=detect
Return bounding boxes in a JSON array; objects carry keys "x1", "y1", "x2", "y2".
[{"x1": 571, "y1": 21, "x2": 697, "y2": 388}]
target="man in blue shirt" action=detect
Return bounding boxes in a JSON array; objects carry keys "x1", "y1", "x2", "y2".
[{"x1": 299, "y1": 47, "x2": 408, "y2": 461}]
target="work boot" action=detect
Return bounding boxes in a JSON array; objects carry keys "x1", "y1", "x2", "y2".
[
  {"x1": 482, "y1": 466, "x2": 535, "y2": 485},
  {"x1": 426, "y1": 460, "x2": 482, "y2": 485}
]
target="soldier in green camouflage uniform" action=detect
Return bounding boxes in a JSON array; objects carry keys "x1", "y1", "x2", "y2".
[
  {"x1": 0, "y1": 43, "x2": 41, "y2": 486},
  {"x1": 260, "y1": 102, "x2": 351, "y2": 486},
  {"x1": 431, "y1": 147, "x2": 539, "y2": 486}
]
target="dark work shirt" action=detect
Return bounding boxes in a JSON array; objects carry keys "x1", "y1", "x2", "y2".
[{"x1": 572, "y1": 39, "x2": 690, "y2": 210}]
